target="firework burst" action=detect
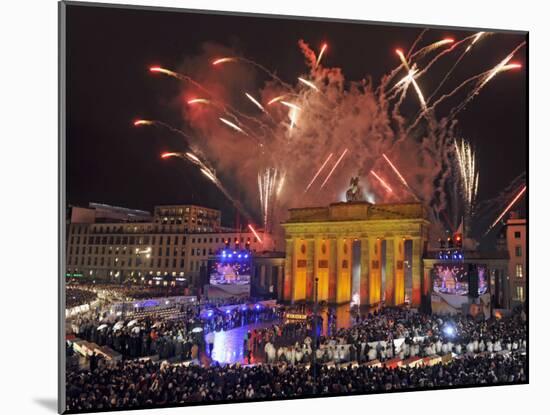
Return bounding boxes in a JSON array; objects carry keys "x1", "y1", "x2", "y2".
[
  {"x1": 453, "y1": 139, "x2": 479, "y2": 235},
  {"x1": 137, "y1": 31, "x2": 524, "y2": 243},
  {"x1": 486, "y1": 185, "x2": 527, "y2": 234},
  {"x1": 320, "y1": 149, "x2": 349, "y2": 189},
  {"x1": 315, "y1": 43, "x2": 327, "y2": 68},
  {"x1": 258, "y1": 167, "x2": 284, "y2": 232},
  {"x1": 454, "y1": 139, "x2": 479, "y2": 209}
]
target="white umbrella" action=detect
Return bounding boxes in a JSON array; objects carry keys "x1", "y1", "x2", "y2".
[
  {"x1": 127, "y1": 319, "x2": 138, "y2": 327},
  {"x1": 113, "y1": 321, "x2": 124, "y2": 330},
  {"x1": 191, "y1": 327, "x2": 204, "y2": 333},
  {"x1": 97, "y1": 324, "x2": 108, "y2": 330},
  {"x1": 131, "y1": 326, "x2": 141, "y2": 334}
]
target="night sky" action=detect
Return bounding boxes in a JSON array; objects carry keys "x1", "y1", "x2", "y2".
[{"x1": 65, "y1": 3, "x2": 527, "y2": 230}]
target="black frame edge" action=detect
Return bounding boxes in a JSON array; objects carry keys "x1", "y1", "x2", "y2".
[{"x1": 58, "y1": 1, "x2": 67, "y2": 413}]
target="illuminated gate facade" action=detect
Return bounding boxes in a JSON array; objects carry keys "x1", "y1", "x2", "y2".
[{"x1": 282, "y1": 202, "x2": 430, "y2": 307}]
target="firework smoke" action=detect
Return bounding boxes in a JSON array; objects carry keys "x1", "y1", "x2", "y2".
[
  {"x1": 315, "y1": 43, "x2": 327, "y2": 68},
  {"x1": 258, "y1": 168, "x2": 283, "y2": 231},
  {"x1": 138, "y1": 32, "x2": 524, "y2": 245},
  {"x1": 370, "y1": 170, "x2": 393, "y2": 194},
  {"x1": 245, "y1": 92, "x2": 266, "y2": 113},
  {"x1": 454, "y1": 139, "x2": 479, "y2": 209},
  {"x1": 160, "y1": 148, "x2": 254, "y2": 221},
  {"x1": 320, "y1": 149, "x2": 349, "y2": 189},
  {"x1": 305, "y1": 153, "x2": 333, "y2": 192},
  {"x1": 298, "y1": 77, "x2": 320, "y2": 91},
  {"x1": 268, "y1": 95, "x2": 286, "y2": 105},
  {"x1": 212, "y1": 57, "x2": 237, "y2": 65},
  {"x1": 280, "y1": 101, "x2": 302, "y2": 111},
  {"x1": 453, "y1": 139, "x2": 479, "y2": 236},
  {"x1": 382, "y1": 153, "x2": 418, "y2": 200},
  {"x1": 187, "y1": 98, "x2": 211, "y2": 105},
  {"x1": 219, "y1": 117, "x2": 248, "y2": 135},
  {"x1": 248, "y1": 224, "x2": 263, "y2": 243}
]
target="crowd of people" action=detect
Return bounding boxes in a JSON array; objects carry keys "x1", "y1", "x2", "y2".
[
  {"x1": 66, "y1": 288, "x2": 98, "y2": 308},
  {"x1": 67, "y1": 282, "x2": 188, "y2": 302},
  {"x1": 71, "y1": 306, "x2": 203, "y2": 361},
  {"x1": 202, "y1": 305, "x2": 281, "y2": 333},
  {"x1": 255, "y1": 307, "x2": 526, "y2": 365},
  {"x1": 69, "y1": 300, "x2": 281, "y2": 362},
  {"x1": 65, "y1": 283, "x2": 527, "y2": 411},
  {"x1": 65, "y1": 352, "x2": 526, "y2": 411}
]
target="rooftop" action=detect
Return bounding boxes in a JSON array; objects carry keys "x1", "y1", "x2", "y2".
[{"x1": 285, "y1": 201, "x2": 428, "y2": 224}]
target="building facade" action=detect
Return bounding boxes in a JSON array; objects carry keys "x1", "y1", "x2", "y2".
[
  {"x1": 152, "y1": 205, "x2": 221, "y2": 232},
  {"x1": 66, "y1": 203, "x2": 268, "y2": 286},
  {"x1": 423, "y1": 250, "x2": 509, "y2": 312},
  {"x1": 250, "y1": 252, "x2": 286, "y2": 299},
  {"x1": 505, "y1": 217, "x2": 527, "y2": 303},
  {"x1": 281, "y1": 201, "x2": 430, "y2": 307}
]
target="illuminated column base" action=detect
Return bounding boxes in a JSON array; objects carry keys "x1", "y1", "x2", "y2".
[
  {"x1": 411, "y1": 237, "x2": 422, "y2": 307},
  {"x1": 385, "y1": 238, "x2": 395, "y2": 306},
  {"x1": 306, "y1": 239, "x2": 314, "y2": 301},
  {"x1": 368, "y1": 238, "x2": 382, "y2": 305},
  {"x1": 336, "y1": 238, "x2": 352, "y2": 304},
  {"x1": 314, "y1": 238, "x2": 330, "y2": 302},
  {"x1": 328, "y1": 238, "x2": 337, "y2": 303},
  {"x1": 283, "y1": 239, "x2": 293, "y2": 301},
  {"x1": 360, "y1": 238, "x2": 369, "y2": 306},
  {"x1": 292, "y1": 239, "x2": 307, "y2": 302},
  {"x1": 394, "y1": 237, "x2": 406, "y2": 306}
]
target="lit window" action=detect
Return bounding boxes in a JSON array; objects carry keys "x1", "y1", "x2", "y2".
[
  {"x1": 516, "y1": 286, "x2": 524, "y2": 301},
  {"x1": 515, "y1": 264, "x2": 523, "y2": 278}
]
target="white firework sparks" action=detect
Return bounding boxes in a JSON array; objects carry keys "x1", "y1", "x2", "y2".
[
  {"x1": 454, "y1": 138, "x2": 479, "y2": 210},
  {"x1": 258, "y1": 168, "x2": 284, "y2": 232},
  {"x1": 141, "y1": 33, "x2": 523, "y2": 243}
]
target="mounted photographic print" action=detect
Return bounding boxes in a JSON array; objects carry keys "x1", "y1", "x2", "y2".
[{"x1": 59, "y1": 1, "x2": 528, "y2": 413}]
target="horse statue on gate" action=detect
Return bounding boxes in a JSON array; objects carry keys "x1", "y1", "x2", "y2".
[{"x1": 346, "y1": 176, "x2": 365, "y2": 202}]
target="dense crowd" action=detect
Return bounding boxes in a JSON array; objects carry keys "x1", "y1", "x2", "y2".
[
  {"x1": 70, "y1": 302, "x2": 281, "y2": 361},
  {"x1": 66, "y1": 288, "x2": 98, "y2": 308},
  {"x1": 67, "y1": 282, "x2": 264, "y2": 305},
  {"x1": 66, "y1": 352, "x2": 526, "y2": 411},
  {"x1": 71, "y1": 307, "x2": 202, "y2": 360},
  {"x1": 258, "y1": 307, "x2": 526, "y2": 365},
  {"x1": 68, "y1": 283, "x2": 188, "y2": 301},
  {"x1": 203, "y1": 305, "x2": 280, "y2": 333},
  {"x1": 65, "y1": 288, "x2": 527, "y2": 411}
]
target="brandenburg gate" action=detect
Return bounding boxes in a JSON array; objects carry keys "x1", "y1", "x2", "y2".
[{"x1": 281, "y1": 201, "x2": 430, "y2": 307}]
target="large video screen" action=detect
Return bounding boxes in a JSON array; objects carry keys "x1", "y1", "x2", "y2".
[
  {"x1": 477, "y1": 265, "x2": 489, "y2": 295},
  {"x1": 209, "y1": 249, "x2": 251, "y2": 286},
  {"x1": 433, "y1": 263, "x2": 489, "y2": 296},
  {"x1": 433, "y1": 263, "x2": 469, "y2": 295}
]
